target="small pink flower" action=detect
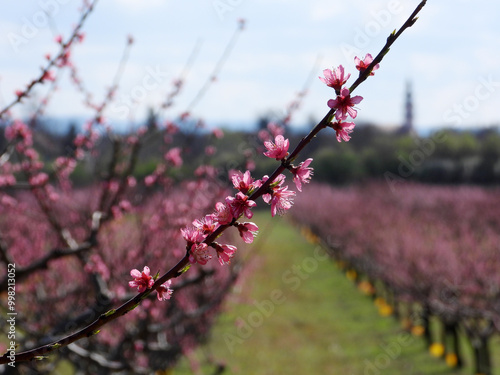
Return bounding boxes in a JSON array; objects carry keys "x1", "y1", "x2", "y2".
[
  {"x1": 41, "y1": 70, "x2": 55, "y2": 82},
  {"x1": 127, "y1": 176, "x2": 137, "y2": 187},
  {"x1": 144, "y1": 175, "x2": 156, "y2": 186},
  {"x1": 231, "y1": 170, "x2": 261, "y2": 195},
  {"x1": 292, "y1": 158, "x2": 314, "y2": 192},
  {"x1": 189, "y1": 243, "x2": 212, "y2": 265},
  {"x1": 226, "y1": 192, "x2": 257, "y2": 219},
  {"x1": 129, "y1": 266, "x2": 154, "y2": 293},
  {"x1": 263, "y1": 184, "x2": 295, "y2": 217},
  {"x1": 267, "y1": 122, "x2": 285, "y2": 137},
  {"x1": 258, "y1": 129, "x2": 272, "y2": 142},
  {"x1": 192, "y1": 215, "x2": 218, "y2": 235},
  {"x1": 165, "y1": 121, "x2": 179, "y2": 134},
  {"x1": 119, "y1": 200, "x2": 132, "y2": 211},
  {"x1": 319, "y1": 65, "x2": 351, "y2": 92},
  {"x1": 237, "y1": 222, "x2": 259, "y2": 244},
  {"x1": 263, "y1": 135, "x2": 289, "y2": 160},
  {"x1": 29, "y1": 172, "x2": 49, "y2": 187},
  {"x1": 55, "y1": 35, "x2": 63, "y2": 44},
  {"x1": 213, "y1": 243, "x2": 237, "y2": 266},
  {"x1": 212, "y1": 202, "x2": 233, "y2": 225},
  {"x1": 157, "y1": 280, "x2": 173, "y2": 301},
  {"x1": 354, "y1": 53, "x2": 380, "y2": 76},
  {"x1": 212, "y1": 128, "x2": 224, "y2": 139},
  {"x1": 165, "y1": 147, "x2": 182, "y2": 167},
  {"x1": 331, "y1": 121, "x2": 356, "y2": 142},
  {"x1": 327, "y1": 88, "x2": 363, "y2": 121},
  {"x1": 181, "y1": 226, "x2": 206, "y2": 245}
]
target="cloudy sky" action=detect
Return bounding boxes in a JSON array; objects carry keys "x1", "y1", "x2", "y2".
[{"x1": 0, "y1": 0, "x2": 499, "y2": 133}]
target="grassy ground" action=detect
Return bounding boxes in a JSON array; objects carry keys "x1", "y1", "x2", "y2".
[{"x1": 174, "y1": 212, "x2": 498, "y2": 375}]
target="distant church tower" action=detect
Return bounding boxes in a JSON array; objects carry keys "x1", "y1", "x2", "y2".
[{"x1": 398, "y1": 81, "x2": 415, "y2": 135}]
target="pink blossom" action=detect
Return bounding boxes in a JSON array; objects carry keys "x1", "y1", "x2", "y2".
[
  {"x1": 292, "y1": 158, "x2": 314, "y2": 192},
  {"x1": 119, "y1": 200, "x2": 132, "y2": 211},
  {"x1": 0, "y1": 175, "x2": 16, "y2": 187},
  {"x1": 55, "y1": 35, "x2": 63, "y2": 44},
  {"x1": 29, "y1": 173, "x2": 49, "y2": 187},
  {"x1": 237, "y1": 222, "x2": 259, "y2": 244},
  {"x1": 5, "y1": 120, "x2": 32, "y2": 144},
  {"x1": 267, "y1": 122, "x2": 285, "y2": 137},
  {"x1": 181, "y1": 226, "x2": 206, "y2": 244},
  {"x1": 165, "y1": 147, "x2": 182, "y2": 167},
  {"x1": 330, "y1": 121, "x2": 356, "y2": 142},
  {"x1": 192, "y1": 215, "x2": 218, "y2": 235},
  {"x1": 189, "y1": 243, "x2": 212, "y2": 265},
  {"x1": 165, "y1": 121, "x2": 179, "y2": 134},
  {"x1": 354, "y1": 53, "x2": 380, "y2": 76},
  {"x1": 129, "y1": 266, "x2": 155, "y2": 293},
  {"x1": 246, "y1": 159, "x2": 256, "y2": 171},
  {"x1": 319, "y1": 65, "x2": 351, "y2": 92},
  {"x1": 263, "y1": 185, "x2": 295, "y2": 217},
  {"x1": 0, "y1": 194, "x2": 17, "y2": 207},
  {"x1": 212, "y1": 202, "x2": 233, "y2": 225},
  {"x1": 41, "y1": 70, "x2": 55, "y2": 82},
  {"x1": 327, "y1": 88, "x2": 363, "y2": 120},
  {"x1": 127, "y1": 176, "x2": 137, "y2": 187},
  {"x1": 144, "y1": 175, "x2": 156, "y2": 186},
  {"x1": 212, "y1": 128, "x2": 224, "y2": 139},
  {"x1": 157, "y1": 280, "x2": 173, "y2": 301},
  {"x1": 213, "y1": 243, "x2": 237, "y2": 265},
  {"x1": 231, "y1": 170, "x2": 261, "y2": 195},
  {"x1": 263, "y1": 134, "x2": 290, "y2": 160},
  {"x1": 108, "y1": 180, "x2": 119, "y2": 193},
  {"x1": 258, "y1": 129, "x2": 272, "y2": 142},
  {"x1": 195, "y1": 165, "x2": 218, "y2": 178},
  {"x1": 226, "y1": 192, "x2": 256, "y2": 219},
  {"x1": 73, "y1": 134, "x2": 86, "y2": 147},
  {"x1": 24, "y1": 148, "x2": 38, "y2": 160}
]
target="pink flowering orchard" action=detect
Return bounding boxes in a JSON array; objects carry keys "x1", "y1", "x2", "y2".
[{"x1": 0, "y1": 0, "x2": 430, "y2": 372}]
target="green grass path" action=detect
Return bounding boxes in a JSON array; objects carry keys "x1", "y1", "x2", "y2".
[{"x1": 174, "y1": 213, "x2": 480, "y2": 375}]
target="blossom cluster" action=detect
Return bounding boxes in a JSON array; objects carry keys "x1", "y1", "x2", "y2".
[
  {"x1": 319, "y1": 53, "x2": 379, "y2": 142},
  {"x1": 129, "y1": 267, "x2": 173, "y2": 301},
  {"x1": 128, "y1": 54, "x2": 379, "y2": 299}
]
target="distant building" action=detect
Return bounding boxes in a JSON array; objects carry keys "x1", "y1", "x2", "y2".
[{"x1": 397, "y1": 81, "x2": 416, "y2": 136}]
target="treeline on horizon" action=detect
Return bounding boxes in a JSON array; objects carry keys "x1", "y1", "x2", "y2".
[{"x1": 2, "y1": 118, "x2": 500, "y2": 187}]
